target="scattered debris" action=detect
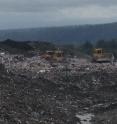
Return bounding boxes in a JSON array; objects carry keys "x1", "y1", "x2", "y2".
[
  {"x1": 0, "y1": 52, "x2": 116, "y2": 123},
  {"x1": 76, "y1": 113, "x2": 94, "y2": 124}
]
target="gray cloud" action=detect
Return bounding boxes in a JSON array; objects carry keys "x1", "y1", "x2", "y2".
[
  {"x1": 0, "y1": 0, "x2": 117, "y2": 12},
  {"x1": 0, "y1": 0, "x2": 117, "y2": 29}
]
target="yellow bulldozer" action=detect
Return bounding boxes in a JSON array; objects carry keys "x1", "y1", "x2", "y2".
[
  {"x1": 92, "y1": 48, "x2": 114, "y2": 62},
  {"x1": 42, "y1": 50, "x2": 64, "y2": 62}
]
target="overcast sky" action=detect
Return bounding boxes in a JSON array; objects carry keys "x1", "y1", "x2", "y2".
[{"x1": 0, "y1": 0, "x2": 117, "y2": 29}]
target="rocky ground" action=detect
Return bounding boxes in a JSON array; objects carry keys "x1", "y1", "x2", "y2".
[{"x1": 0, "y1": 53, "x2": 117, "y2": 124}]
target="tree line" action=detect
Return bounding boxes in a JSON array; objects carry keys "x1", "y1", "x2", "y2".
[
  {"x1": 81, "y1": 39, "x2": 117, "y2": 57},
  {"x1": 61, "y1": 39, "x2": 117, "y2": 58},
  {"x1": 1, "y1": 39, "x2": 117, "y2": 57}
]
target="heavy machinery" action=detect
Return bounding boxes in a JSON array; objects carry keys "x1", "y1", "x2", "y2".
[
  {"x1": 92, "y1": 48, "x2": 114, "y2": 62},
  {"x1": 42, "y1": 50, "x2": 64, "y2": 62},
  {"x1": 53, "y1": 50, "x2": 64, "y2": 62},
  {"x1": 43, "y1": 51, "x2": 54, "y2": 60}
]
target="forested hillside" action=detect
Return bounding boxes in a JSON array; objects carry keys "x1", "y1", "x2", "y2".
[{"x1": 0, "y1": 22, "x2": 117, "y2": 44}]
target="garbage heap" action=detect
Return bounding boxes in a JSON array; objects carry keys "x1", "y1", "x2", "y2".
[{"x1": 0, "y1": 53, "x2": 116, "y2": 124}]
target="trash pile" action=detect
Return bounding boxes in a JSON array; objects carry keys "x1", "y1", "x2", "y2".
[
  {"x1": 0, "y1": 53, "x2": 52, "y2": 75},
  {"x1": 0, "y1": 52, "x2": 117, "y2": 124}
]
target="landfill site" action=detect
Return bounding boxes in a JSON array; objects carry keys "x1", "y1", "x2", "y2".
[{"x1": 0, "y1": 49, "x2": 117, "y2": 124}]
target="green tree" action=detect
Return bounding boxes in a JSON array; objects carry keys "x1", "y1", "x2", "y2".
[
  {"x1": 81, "y1": 41, "x2": 93, "y2": 55},
  {"x1": 96, "y1": 40, "x2": 108, "y2": 49}
]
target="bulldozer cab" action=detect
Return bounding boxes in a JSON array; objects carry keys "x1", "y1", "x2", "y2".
[
  {"x1": 42, "y1": 50, "x2": 64, "y2": 62},
  {"x1": 94, "y1": 48, "x2": 103, "y2": 55},
  {"x1": 93, "y1": 48, "x2": 113, "y2": 62},
  {"x1": 54, "y1": 51, "x2": 63, "y2": 57},
  {"x1": 53, "y1": 50, "x2": 64, "y2": 62}
]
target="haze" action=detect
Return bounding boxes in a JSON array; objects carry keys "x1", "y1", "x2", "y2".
[{"x1": 0, "y1": 0, "x2": 117, "y2": 29}]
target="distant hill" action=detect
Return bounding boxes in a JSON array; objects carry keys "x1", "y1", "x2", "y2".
[
  {"x1": 0, "y1": 22, "x2": 117, "y2": 44},
  {"x1": 0, "y1": 39, "x2": 56, "y2": 54}
]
